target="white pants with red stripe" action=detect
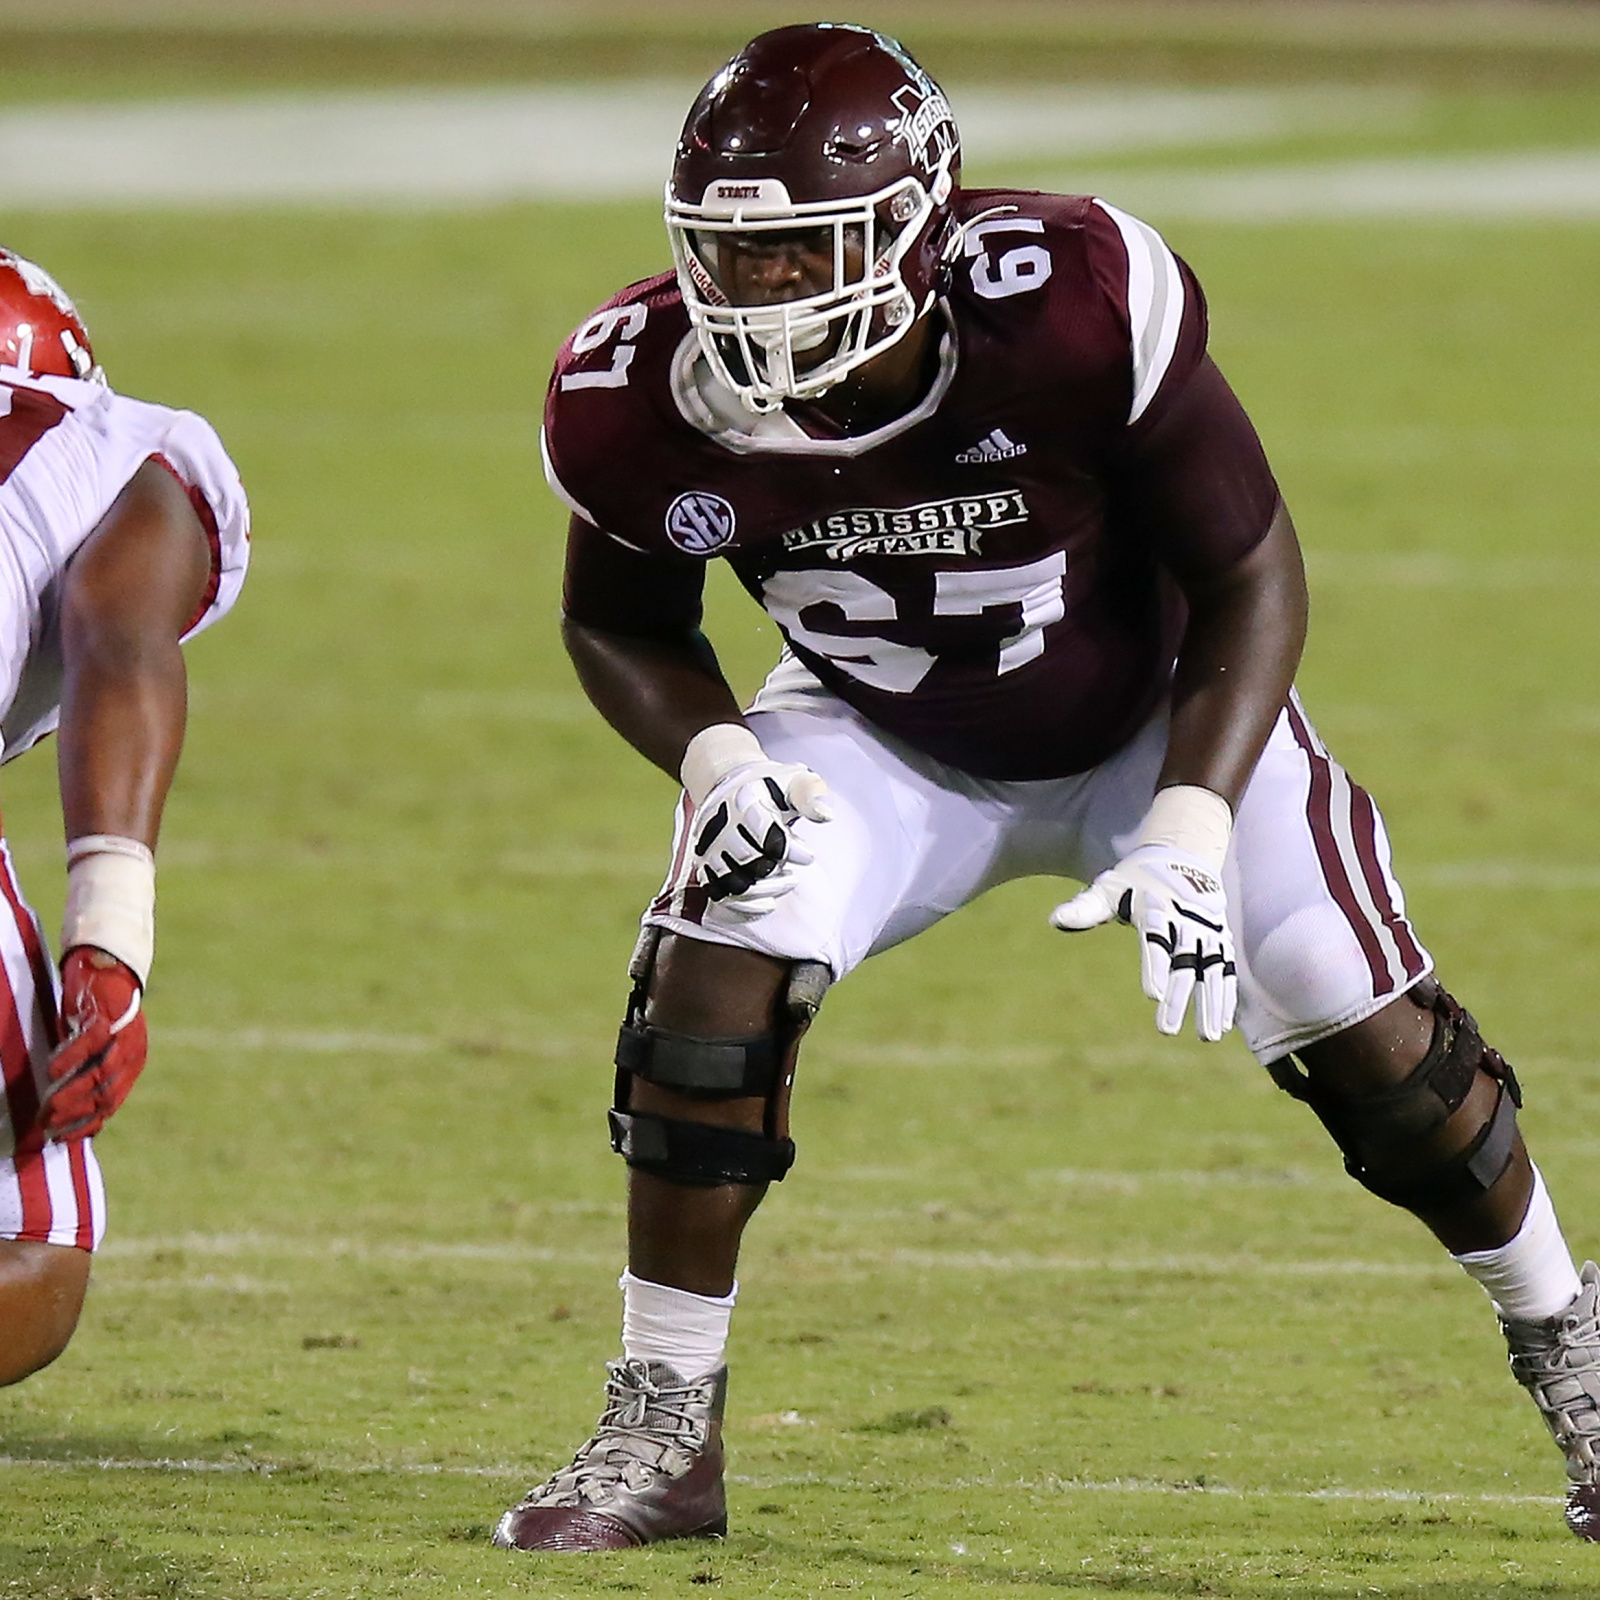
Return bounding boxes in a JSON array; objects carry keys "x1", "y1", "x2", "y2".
[
  {"x1": 0, "y1": 839, "x2": 105, "y2": 1250},
  {"x1": 646, "y1": 683, "x2": 1431, "y2": 1063}
]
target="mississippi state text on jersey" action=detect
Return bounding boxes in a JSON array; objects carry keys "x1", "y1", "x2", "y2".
[{"x1": 545, "y1": 192, "x2": 1280, "y2": 781}]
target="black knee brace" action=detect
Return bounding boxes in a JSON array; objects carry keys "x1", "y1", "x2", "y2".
[
  {"x1": 1267, "y1": 977, "x2": 1522, "y2": 1210},
  {"x1": 607, "y1": 927, "x2": 830, "y2": 1188}
]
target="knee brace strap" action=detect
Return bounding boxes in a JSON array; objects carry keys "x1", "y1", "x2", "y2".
[
  {"x1": 1268, "y1": 980, "x2": 1523, "y2": 1209},
  {"x1": 1350, "y1": 1074, "x2": 1521, "y2": 1210},
  {"x1": 615, "y1": 1022, "x2": 783, "y2": 1099},
  {"x1": 609, "y1": 1108, "x2": 796, "y2": 1187}
]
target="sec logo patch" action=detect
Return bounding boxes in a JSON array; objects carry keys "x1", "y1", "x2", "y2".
[{"x1": 666, "y1": 491, "x2": 736, "y2": 554}]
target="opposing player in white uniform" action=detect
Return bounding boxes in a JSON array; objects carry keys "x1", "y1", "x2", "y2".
[
  {"x1": 0, "y1": 249, "x2": 248, "y2": 1383},
  {"x1": 496, "y1": 25, "x2": 1600, "y2": 1550}
]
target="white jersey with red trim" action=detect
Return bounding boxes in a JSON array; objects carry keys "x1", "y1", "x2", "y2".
[
  {"x1": 0, "y1": 369, "x2": 248, "y2": 1240},
  {"x1": 0, "y1": 366, "x2": 250, "y2": 761}
]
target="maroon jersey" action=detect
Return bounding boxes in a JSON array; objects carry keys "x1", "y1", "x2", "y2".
[{"x1": 546, "y1": 190, "x2": 1280, "y2": 781}]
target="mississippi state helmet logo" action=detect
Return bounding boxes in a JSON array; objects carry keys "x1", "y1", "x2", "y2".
[
  {"x1": 889, "y1": 81, "x2": 958, "y2": 197},
  {"x1": 666, "y1": 491, "x2": 737, "y2": 554}
]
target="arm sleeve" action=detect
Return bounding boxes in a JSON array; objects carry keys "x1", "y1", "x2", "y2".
[
  {"x1": 1113, "y1": 355, "x2": 1283, "y2": 582},
  {"x1": 561, "y1": 515, "x2": 707, "y2": 637}
]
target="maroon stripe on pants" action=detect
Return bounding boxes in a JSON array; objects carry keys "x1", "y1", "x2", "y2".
[
  {"x1": 1285, "y1": 700, "x2": 1391, "y2": 994},
  {"x1": 1347, "y1": 781, "x2": 1427, "y2": 982},
  {"x1": 650, "y1": 794, "x2": 707, "y2": 924}
]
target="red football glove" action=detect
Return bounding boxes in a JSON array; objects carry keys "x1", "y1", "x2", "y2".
[{"x1": 38, "y1": 947, "x2": 147, "y2": 1140}]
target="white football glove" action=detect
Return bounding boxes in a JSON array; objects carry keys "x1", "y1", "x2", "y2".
[
  {"x1": 1049, "y1": 787, "x2": 1237, "y2": 1043},
  {"x1": 682, "y1": 724, "x2": 832, "y2": 918}
]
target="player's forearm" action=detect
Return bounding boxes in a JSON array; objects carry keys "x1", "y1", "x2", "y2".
[
  {"x1": 562, "y1": 617, "x2": 745, "y2": 781},
  {"x1": 1159, "y1": 501, "x2": 1308, "y2": 811},
  {"x1": 57, "y1": 647, "x2": 189, "y2": 848}
]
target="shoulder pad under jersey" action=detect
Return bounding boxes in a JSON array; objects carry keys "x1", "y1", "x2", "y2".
[
  {"x1": 543, "y1": 273, "x2": 692, "y2": 537},
  {"x1": 947, "y1": 189, "x2": 1207, "y2": 429}
]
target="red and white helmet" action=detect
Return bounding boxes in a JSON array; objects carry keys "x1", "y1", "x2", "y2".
[
  {"x1": 667, "y1": 23, "x2": 960, "y2": 411},
  {"x1": 0, "y1": 247, "x2": 101, "y2": 382}
]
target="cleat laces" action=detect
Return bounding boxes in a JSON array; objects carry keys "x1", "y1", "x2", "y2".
[
  {"x1": 1503, "y1": 1263, "x2": 1600, "y2": 1483},
  {"x1": 511, "y1": 1360, "x2": 717, "y2": 1511}
]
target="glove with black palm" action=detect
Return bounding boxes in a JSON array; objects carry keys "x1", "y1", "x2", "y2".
[
  {"x1": 682, "y1": 724, "x2": 832, "y2": 919},
  {"x1": 1050, "y1": 786, "x2": 1237, "y2": 1043}
]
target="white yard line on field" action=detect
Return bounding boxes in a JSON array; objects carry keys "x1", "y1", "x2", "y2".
[
  {"x1": 1305, "y1": 552, "x2": 1600, "y2": 586},
  {"x1": 0, "y1": 1454, "x2": 1561, "y2": 1507},
  {"x1": 1024, "y1": 1166, "x2": 1328, "y2": 1191},
  {"x1": 0, "y1": 84, "x2": 1412, "y2": 209},
  {"x1": 96, "y1": 1232, "x2": 1452, "y2": 1279},
  {"x1": 158, "y1": 1027, "x2": 603, "y2": 1056},
  {"x1": 865, "y1": 1249, "x2": 1453, "y2": 1277},
  {"x1": 155, "y1": 1029, "x2": 1060, "y2": 1062},
  {"x1": 162, "y1": 1026, "x2": 438, "y2": 1054},
  {"x1": 742, "y1": 1472, "x2": 1564, "y2": 1509},
  {"x1": 7, "y1": 81, "x2": 1599, "y2": 219},
  {"x1": 1407, "y1": 863, "x2": 1600, "y2": 890},
  {"x1": 1088, "y1": 149, "x2": 1600, "y2": 220},
  {"x1": 97, "y1": 1232, "x2": 612, "y2": 1262},
  {"x1": 147, "y1": 977, "x2": 1593, "y2": 1071}
]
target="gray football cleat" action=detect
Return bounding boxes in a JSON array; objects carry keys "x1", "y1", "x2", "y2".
[
  {"x1": 1501, "y1": 1260, "x2": 1600, "y2": 1541},
  {"x1": 493, "y1": 1359, "x2": 727, "y2": 1551}
]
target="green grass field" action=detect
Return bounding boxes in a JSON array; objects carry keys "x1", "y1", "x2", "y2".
[{"x1": 2, "y1": 14, "x2": 1600, "y2": 1597}]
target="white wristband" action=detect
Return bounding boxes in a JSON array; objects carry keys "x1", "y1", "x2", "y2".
[
  {"x1": 680, "y1": 723, "x2": 764, "y2": 808},
  {"x1": 1135, "y1": 785, "x2": 1233, "y2": 876},
  {"x1": 61, "y1": 835, "x2": 155, "y2": 985}
]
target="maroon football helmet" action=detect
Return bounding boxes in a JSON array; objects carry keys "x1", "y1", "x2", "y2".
[
  {"x1": 667, "y1": 23, "x2": 960, "y2": 411},
  {"x1": 0, "y1": 247, "x2": 100, "y2": 382}
]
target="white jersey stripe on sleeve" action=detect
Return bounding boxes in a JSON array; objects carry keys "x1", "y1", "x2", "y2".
[
  {"x1": 540, "y1": 425, "x2": 597, "y2": 525},
  {"x1": 1092, "y1": 199, "x2": 1187, "y2": 425},
  {"x1": 541, "y1": 426, "x2": 652, "y2": 553}
]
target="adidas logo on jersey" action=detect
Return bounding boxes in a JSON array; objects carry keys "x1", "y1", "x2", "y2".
[{"x1": 956, "y1": 428, "x2": 1027, "y2": 464}]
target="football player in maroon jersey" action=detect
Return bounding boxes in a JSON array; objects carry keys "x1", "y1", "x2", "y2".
[
  {"x1": 0, "y1": 249, "x2": 249, "y2": 1384},
  {"x1": 495, "y1": 24, "x2": 1600, "y2": 1549}
]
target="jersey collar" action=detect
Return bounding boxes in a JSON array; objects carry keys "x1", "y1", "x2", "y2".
[{"x1": 671, "y1": 303, "x2": 958, "y2": 459}]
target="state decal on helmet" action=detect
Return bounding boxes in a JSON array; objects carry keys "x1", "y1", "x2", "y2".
[
  {"x1": 666, "y1": 22, "x2": 960, "y2": 411},
  {"x1": 0, "y1": 248, "x2": 101, "y2": 382}
]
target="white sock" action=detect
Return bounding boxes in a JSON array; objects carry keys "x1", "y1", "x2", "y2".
[
  {"x1": 619, "y1": 1270, "x2": 736, "y2": 1381},
  {"x1": 1453, "y1": 1165, "x2": 1582, "y2": 1322}
]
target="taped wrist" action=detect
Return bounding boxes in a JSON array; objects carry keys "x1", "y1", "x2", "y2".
[
  {"x1": 1136, "y1": 785, "x2": 1233, "y2": 876},
  {"x1": 681, "y1": 723, "x2": 763, "y2": 808},
  {"x1": 61, "y1": 835, "x2": 155, "y2": 985}
]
